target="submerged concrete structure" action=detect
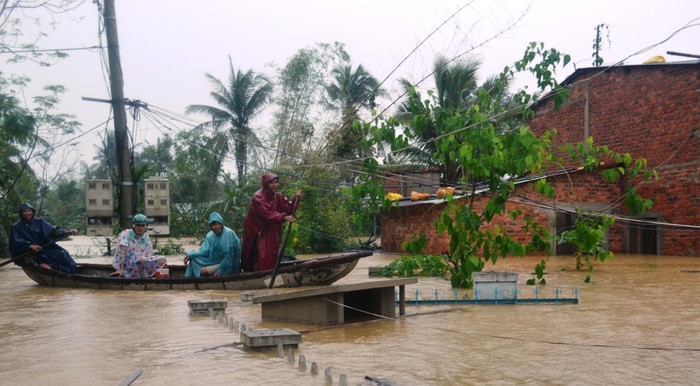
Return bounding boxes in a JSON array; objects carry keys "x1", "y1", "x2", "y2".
[{"x1": 252, "y1": 278, "x2": 417, "y2": 325}]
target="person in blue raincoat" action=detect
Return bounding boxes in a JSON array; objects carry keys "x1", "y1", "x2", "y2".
[
  {"x1": 9, "y1": 203, "x2": 78, "y2": 273},
  {"x1": 183, "y1": 212, "x2": 241, "y2": 277}
]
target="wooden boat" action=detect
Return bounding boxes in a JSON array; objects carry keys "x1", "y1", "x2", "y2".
[{"x1": 20, "y1": 250, "x2": 372, "y2": 290}]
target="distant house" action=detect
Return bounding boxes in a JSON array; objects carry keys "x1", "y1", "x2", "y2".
[{"x1": 380, "y1": 61, "x2": 700, "y2": 257}]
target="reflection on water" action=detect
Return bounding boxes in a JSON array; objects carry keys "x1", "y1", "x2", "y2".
[{"x1": 1, "y1": 251, "x2": 699, "y2": 385}]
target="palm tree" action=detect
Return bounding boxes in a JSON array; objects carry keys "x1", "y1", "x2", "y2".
[
  {"x1": 432, "y1": 55, "x2": 481, "y2": 110},
  {"x1": 186, "y1": 57, "x2": 273, "y2": 186},
  {"x1": 391, "y1": 55, "x2": 513, "y2": 184},
  {"x1": 325, "y1": 64, "x2": 386, "y2": 160},
  {"x1": 87, "y1": 131, "x2": 117, "y2": 180}
]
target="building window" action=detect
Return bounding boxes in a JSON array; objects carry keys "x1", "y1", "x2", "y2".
[
  {"x1": 102, "y1": 182, "x2": 110, "y2": 190},
  {"x1": 147, "y1": 183, "x2": 154, "y2": 190},
  {"x1": 159, "y1": 182, "x2": 167, "y2": 190},
  {"x1": 102, "y1": 199, "x2": 110, "y2": 206},
  {"x1": 147, "y1": 199, "x2": 154, "y2": 206},
  {"x1": 88, "y1": 183, "x2": 96, "y2": 190},
  {"x1": 88, "y1": 199, "x2": 97, "y2": 205},
  {"x1": 160, "y1": 199, "x2": 167, "y2": 206},
  {"x1": 628, "y1": 217, "x2": 659, "y2": 254}
]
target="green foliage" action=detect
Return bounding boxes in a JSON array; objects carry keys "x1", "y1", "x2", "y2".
[
  {"x1": 137, "y1": 137, "x2": 174, "y2": 177},
  {"x1": 558, "y1": 213, "x2": 615, "y2": 282},
  {"x1": 0, "y1": 76, "x2": 84, "y2": 255},
  {"x1": 153, "y1": 238, "x2": 184, "y2": 255},
  {"x1": 373, "y1": 254, "x2": 448, "y2": 278},
  {"x1": 348, "y1": 42, "x2": 656, "y2": 288},
  {"x1": 526, "y1": 259, "x2": 547, "y2": 285},
  {"x1": 44, "y1": 178, "x2": 85, "y2": 232},
  {"x1": 272, "y1": 42, "x2": 350, "y2": 166},
  {"x1": 291, "y1": 166, "x2": 352, "y2": 253},
  {"x1": 592, "y1": 23, "x2": 611, "y2": 66},
  {"x1": 0, "y1": 91, "x2": 37, "y2": 202},
  {"x1": 0, "y1": 0, "x2": 85, "y2": 66},
  {"x1": 326, "y1": 64, "x2": 387, "y2": 161},
  {"x1": 402, "y1": 232, "x2": 427, "y2": 255},
  {"x1": 511, "y1": 42, "x2": 571, "y2": 111},
  {"x1": 342, "y1": 158, "x2": 386, "y2": 239},
  {"x1": 186, "y1": 56, "x2": 273, "y2": 187}
]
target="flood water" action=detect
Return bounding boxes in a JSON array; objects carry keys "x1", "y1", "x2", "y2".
[{"x1": 1, "y1": 236, "x2": 699, "y2": 385}]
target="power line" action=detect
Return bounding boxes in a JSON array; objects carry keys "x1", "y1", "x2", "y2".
[{"x1": 0, "y1": 45, "x2": 102, "y2": 54}]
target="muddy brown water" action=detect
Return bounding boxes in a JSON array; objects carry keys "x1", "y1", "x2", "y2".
[{"x1": 1, "y1": 236, "x2": 699, "y2": 385}]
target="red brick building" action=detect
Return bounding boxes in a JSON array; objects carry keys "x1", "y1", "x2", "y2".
[{"x1": 380, "y1": 61, "x2": 700, "y2": 256}]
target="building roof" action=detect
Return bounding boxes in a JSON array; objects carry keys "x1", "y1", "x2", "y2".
[
  {"x1": 560, "y1": 59, "x2": 700, "y2": 87},
  {"x1": 389, "y1": 167, "x2": 585, "y2": 208}
]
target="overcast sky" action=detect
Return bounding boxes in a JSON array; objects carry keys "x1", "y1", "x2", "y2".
[{"x1": 6, "y1": 0, "x2": 699, "y2": 170}]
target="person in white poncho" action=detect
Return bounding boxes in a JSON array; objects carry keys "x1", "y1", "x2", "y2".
[{"x1": 112, "y1": 214, "x2": 167, "y2": 278}]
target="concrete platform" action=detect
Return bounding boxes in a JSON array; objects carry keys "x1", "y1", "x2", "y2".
[
  {"x1": 188, "y1": 299, "x2": 228, "y2": 315},
  {"x1": 240, "y1": 291, "x2": 272, "y2": 302},
  {"x1": 240, "y1": 328, "x2": 301, "y2": 348},
  {"x1": 252, "y1": 278, "x2": 417, "y2": 325},
  {"x1": 473, "y1": 271, "x2": 518, "y2": 300}
]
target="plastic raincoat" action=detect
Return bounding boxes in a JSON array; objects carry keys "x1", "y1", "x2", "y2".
[
  {"x1": 9, "y1": 203, "x2": 78, "y2": 273},
  {"x1": 112, "y1": 228, "x2": 167, "y2": 278},
  {"x1": 241, "y1": 173, "x2": 295, "y2": 271},
  {"x1": 184, "y1": 212, "x2": 241, "y2": 277}
]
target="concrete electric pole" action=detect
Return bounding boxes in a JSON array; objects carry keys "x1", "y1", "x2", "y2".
[{"x1": 102, "y1": 0, "x2": 134, "y2": 230}]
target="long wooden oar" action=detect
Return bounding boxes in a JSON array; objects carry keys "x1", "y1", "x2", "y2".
[
  {"x1": 268, "y1": 195, "x2": 301, "y2": 288},
  {"x1": 118, "y1": 368, "x2": 143, "y2": 386},
  {"x1": 0, "y1": 233, "x2": 71, "y2": 268}
]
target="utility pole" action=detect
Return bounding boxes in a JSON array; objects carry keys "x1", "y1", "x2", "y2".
[
  {"x1": 593, "y1": 24, "x2": 601, "y2": 66},
  {"x1": 103, "y1": 0, "x2": 134, "y2": 230}
]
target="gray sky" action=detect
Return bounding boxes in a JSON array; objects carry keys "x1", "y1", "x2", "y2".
[{"x1": 6, "y1": 0, "x2": 700, "y2": 171}]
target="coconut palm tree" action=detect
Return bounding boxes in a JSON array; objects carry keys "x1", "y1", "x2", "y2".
[
  {"x1": 186, "y1": 56, "x2": 273, "y2": 186},
  {"x1": 325, "y1": 64, "x2": 386, "y2": 160},
  {"x1": 432, "y1": 55, "x2": 481, "y2": 110},
  {"x1": 391, "y1": 54, "x2": 514, "y2": 184}
]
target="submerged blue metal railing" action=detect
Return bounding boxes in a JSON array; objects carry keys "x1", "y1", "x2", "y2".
[{"x1": 395, "y1": 287, "x2": 579, "y2": 305}]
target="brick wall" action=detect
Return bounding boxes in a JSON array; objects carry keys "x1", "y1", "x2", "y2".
[
  {"x1": 381, "y1": 171, "x2": 625, "y2": 255},
  {"x1": 529, "y1": 63, "x2": 699, "y2": 256},
  {"x1": 381, "y1": 63, "x2": 699, "y2": 256},
  {"x1": 530, "y1": 64, "x2": 699, "y2": 168}
]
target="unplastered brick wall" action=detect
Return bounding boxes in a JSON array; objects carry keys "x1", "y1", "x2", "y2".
[
  {"x1": 380, "y1": 171, "x2": 625, "y2": 255},
  {"x1": 381, "y1": 63, "x2": 699, "y2": 256},
  {"x1": 527, "y1": 63, "x2": 699, "y2": 256},
  {"x1": 530, "y1": 64, "x2": 699, "y2": 168},
  {"x1": 636, "y1": 166, "x2": 700, "y2": 255}
]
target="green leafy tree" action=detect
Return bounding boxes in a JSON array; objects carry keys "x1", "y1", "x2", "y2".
[
  {"x1": 350, "y1": 43, "x2": 655, "y2": 288},
  {"x1": 0, "y1": 0, "x2": 89, "y2": 255},
  {"x1": 0, "y1": 0, "x2": 85, "y2": 66},
  {"x1": 26, "y1": 84, "x2": 81, "y2": 215},
  {"x1": 1, "y1": 78, "x2": 81, "y2": 256},
  {"x1": 557, "y1": 139, "x2": 654, "y2": 281},
  {"x1": 271, "y1": 42, "x2": 350, "y2": 166},
  {"x1": 391, "y1": 55, "x2": 516, "y2": 185},
  {"x1": 186, "y1": 57, "x2": 273, "y2": 187},
  {"x1": 137, "y1": 136, "x2": 174, "y2": 177},
  {"x1": 0, "y1": 88, "x2": 38, "y2": 258},
  {"x1": 44, "y1": 178, "x2": 84, "y2": 231},
  {"x1": 292, "y1": 166, "x2": 352, "y2": 253},
  {"x1": 168, "y1": 128, "x2": 228, "y2": 236},
  {"x1": 341, "y1": 157, "x2": 386, "y2": 246}
]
